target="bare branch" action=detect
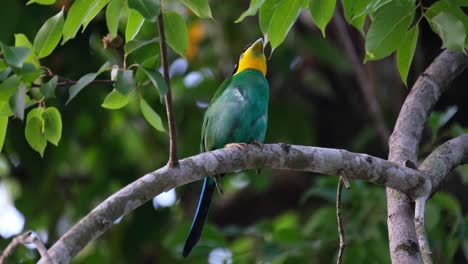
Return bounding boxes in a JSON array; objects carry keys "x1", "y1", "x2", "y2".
[
  {"x1": 157, "y1": 14, "x2": 179, "y2": 168},
  {"x1": 336, "y1": 177, "x2": 346, "y2": 264},
  {"x1": 0, "y1": 231, "x2": 53, "y2": 264},
  {"x1": 387, "y1": 51, "x2": 468, "y2": 264},
  {"x1": 414, "y1": 197, "x2": 432, "y2": 264},
  {"x1": 37, "y1": 142, "x2": 455, "y2": 264}
]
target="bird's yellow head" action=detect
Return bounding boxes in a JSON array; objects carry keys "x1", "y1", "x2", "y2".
[{"x1": 234, "y1": 38, "x2": 267, "y2": 76}]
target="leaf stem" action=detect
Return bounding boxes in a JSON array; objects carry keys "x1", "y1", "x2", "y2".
[{"x1": 157, "y1": 13, "x2": 179, "y2": 167}]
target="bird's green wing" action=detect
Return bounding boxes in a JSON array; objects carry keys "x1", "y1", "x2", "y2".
[{"x1": 209, "y1": 75, "x2": 232, "y2": 104}]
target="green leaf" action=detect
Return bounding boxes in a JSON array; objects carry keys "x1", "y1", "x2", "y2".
[
  {"x1": 10, "y1": 83, "x2": 26, "y2": 120},
  {"x1": 62, "y1": 0, "x2": 110, "y2": 44},
  {"x1": 33, "y1": 8, "x2": 64, "y2": 58},
  {"x1": 15, "y1": 34, "x2": 39, "y2": 67},
  {"x1": 341, "y1": 0, "x2": 369, "y2": 34},
  {"x1": 140, "y1": 98, "x2": 165, "y2": 132},
  {"x1": 124, "y1": 37, "x2": 159, "y2": 55},
  {"x1": 235, "y1": 0, "x2": 266, "y2": 23},
  {"x1": 114, "y1": 70, "x2": 136, "y2": 94},
  {"x1": 67, "y1": 62, "x2": 111, "y2": 104},
  {"x1": 397, "y1": 25, "x2": 418, "y2": 86},
  {"x1": 125, "y1": 9, "x2": 145, "y2": 43},
  {"x1": 14, "y1": 63, "x2": 42, "y2": 84},
  {"x1": 106, "y1": 0, "x2": 124, "y2": 39},
  {"x1": 42, "y1": 107, "x2": 62, "y2": 145},
  {"x1": 138, "y1": 67, "x2": 167, "y2": 101},
  {"x1": 268, "y1": 0, "x2": 305, "y2": 50},
  {"x1": 429, "y1": 12, "x2": 466, "y2": 52},
  {"x1": 163, "y1": 12, "x2": 188, "y2": 57},
  {"x1": 309, "y1": 0, "x2": 336, "y2": 37},
  {"x1": 26, "y1": 0, "x2": 55, "y2": 5},
  {"x1": 0, "y1": 102, "x2": 14, "y2": 117},
  {"x1": 259, "y1": 0, "x2": 279, "y2": 37},
  {"x1": 40, "y1": 76, "x2": 58, "y2": 98},
  {"x1": 0, "y1": 75, "x2": 20, "y2": 101},
  {"x1": 2, "y1": 45, "x2": 31, "y2": 68},
  {"x1": 179, "y1": 0, "x2": 213, "y2": 19},
  {"x1": 128, "y1": 0, "x2": 160, "y2": 21},
  {"x1": 0, "y1": 117, "x2": 7, "y2": 152},
  {"x1": 102, "y1": 89, "x2": 130, "y2": 109},
  {"x1": 364, "y1": 1, "x2": 414, "y2": 61},
  {"x1": 25, "y1": 111, "x2": 47, "y2": 157}
]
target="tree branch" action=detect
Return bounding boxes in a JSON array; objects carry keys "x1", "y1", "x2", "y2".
[
  {"x1": 37, "y1": 139, "x2": 468, "y2": 264},
  {"x1": 157, "y1": 14, "x2": 179, "y2": 167},
  {"x1": 336, "y1": 177, "x2": 345, "y2": 264},
  {"x1": 387, "y1": 51, "x2": 468, "y2": 264},
  {"x1": 0, "y1": 231, "x2": 53, "y2": 264}
]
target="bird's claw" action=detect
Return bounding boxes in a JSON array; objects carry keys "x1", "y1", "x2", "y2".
[
  {"x1": 251, "y1": 140, "x2": 264, "y2": 150},
  {"x1": 224, "y1": 143, "x2": 248, "y2": 150},
  {"x1": 214, "y1": 176, "x2": 224, "y2": 195}
]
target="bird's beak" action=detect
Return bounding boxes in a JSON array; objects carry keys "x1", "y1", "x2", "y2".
[{"x1": 251, "y1": 38, "x2": 264, "y2": 54}]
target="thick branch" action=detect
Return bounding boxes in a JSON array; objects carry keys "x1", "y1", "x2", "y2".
[
  {"x1": 38, "y1": 143, "x2": 446, "y2": 264},
  {"x1": 157, "y1": 14, "x2": 179, "y2": 167},
  {"x1": 387, "y1": 51, "x2": 468, "y2": 264}
]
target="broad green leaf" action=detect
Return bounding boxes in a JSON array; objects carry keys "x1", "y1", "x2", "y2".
[
  {"x1": 40, "y1": 76, "x2": 58, "y2": 98},
  {"x1": 0, "y1": 75, "x2": 20, "y2": 101},
  {"x1": 0, "y1": 117, "x2": 7, "y2": 152},
  {"x1": 341, "y1": 0, "x2": 369, "y2": 34},
  {"x1": 114, "y1": 70, "x2": 136, "y2": 94},
  {"x1": 27, "y1": 107, "x2": 44, "y2": 122},
  {"x1": 135, "y1": 55, "x2": 159, "y2": 80},
  {"x1": 124, "y1": 37, "x2": 159, "y2": 55},
  {"x1": 179, "y1": 0, "x2": 213, "y2": 19},
  {"x1": 106, "y1": 0, "x2": 124, "y2": 39},
  {"x1": 25, "y1": 116, "x2": 47, "y2": 156},
  {"x1": 425, "y1": 0, "x2": 468, "y2": 47},
  {"x1": 364, "y1": 1, "x2": 414, "y2": 61},
  {"x1": 397, "y1": 25, "x2": 418, "y2": 86},
  {"x1": 259, "y1": 0, "x2": 280, "y2": 36},
  {"x1": 14, "y1": 34, "x2": 39, "y2": 67},
  {"x1": 163, "y1": 12, "x2": 188, "y2": 57},
  {"x1": 0, "y1": 68, "x2": 11, "y2": 83},
  {"x1": 0, "y1": 102, "x2": 13, "y2": 117},
  {"x1": 42, "y1": 107, "x2": 62, "y2": 145},
  {"x1": 2, "y1": 45, "x2": 31, "y2": 68},
  {"x1": 67, "y1": 62, "x2": 111, "y2": 104},
  {"x1": 361, "y1": 0, "x2": 392, "y2": 17},
  {"x1": 82, "y1": 0, "x2": 111, "y2": 30},
  {"x1": 138, "y1": 67, "x2": 167, "y2": 101},
  {"x1": 268, "y1": 0, "x2": 305, "y2": 50},
  {"x1": 101, "y1": 89, "x2": 130, "y2": 109},
  {"x1": 235, "y1": 0, "x2": 266, "y2": 23},
  {"x1": 429, "y1": 12, "x2": 466, "y2": 52},
  {"x1": 128, "y1": 0, "x2": 160, "y2": 21},
  {"x1": 140, "y1": 98, "x2": 165, "y2": 132},
  {"x1": 10, "y1": 83, "x2": 26, "y2": 120},
  {"x1": 62, "y1": 0, "x2": 110, "y2": 44},
  {"x1": 26, "y1": 0, "x2": 55, "y2": 5},
  {"x1": 309, "y1": 0, "x2": 336, "y2": 37},
  {"x1": 33, "y1": 9, "x2": 64, "y2": 58},
  {"x1": 14, "y1": 63, "x2": 42, "y2": 84},
  {"x1": 125, "y1": 9, "x2": 145, "y2": 43}
]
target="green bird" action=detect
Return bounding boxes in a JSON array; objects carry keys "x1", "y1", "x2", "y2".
[{"x1": 183, "y1": 38, "x2": 269, "y2": 257}]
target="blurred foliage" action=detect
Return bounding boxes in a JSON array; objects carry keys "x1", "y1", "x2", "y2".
[{"x1": 0, "y1": 0, "x2": 467, "y2": 263}]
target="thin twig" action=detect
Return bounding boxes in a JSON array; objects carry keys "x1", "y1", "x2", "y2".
[
  {"x1": 414, "y1": 197, "x2": 432, "y2": 264},
  {"x1": 332, "y1": 6, "x2": 389, "y2": 149},
  {"x1": 157, "y1": 13, "x2": 179, "y2": 167},
  {"x1": 336, "y1": 177, "x2": 346, "y2": 264},
  {"x1": 0, "y1": 231, "x2": 54, "y2": 264}
]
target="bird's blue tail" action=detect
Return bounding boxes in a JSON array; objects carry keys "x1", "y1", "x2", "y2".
[{"x1": 183, "y1": 177, "x2": 215, "y2": 257}]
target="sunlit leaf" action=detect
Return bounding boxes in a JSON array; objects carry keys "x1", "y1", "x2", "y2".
[
  {"x1": 341, "y1": 0, "x2": 368, "y2": 34},
  {"x1": 102, "y1": 89, "x2": 130, "y2": 109},
  {"x1": 397, "y1": 25, "x2": 418, "y2": 86},
  {"x1": 128, "y1": 0, "x2": 160, "y2": 21},
  {"x1": 268, "y1": 0, "x2": 305, "y2": 50},
  {"x1": 140, "y1": 98, "x2": 165, "y2": 132},
  {"x1": 26, "y1": 0, "x2": 55, "y2": 5},
  {"x1": 364, "y1": 1, "x2": 414, "y2": 61},
  {"x1": 0, "y1": 117, "x2": 7, "y2": 152},
  {"x1": 42, "y1": 107, "x2": 62, "y2": 145},
  {"x1": 114, "y1": 70, "x2": 136, "y2": 94},
  {"x1": 82, "y1": 0, "x2": 111, "y2": 30},
  {"x1": 25, "y1": 110, "x2": 47, "y2": 156},
  {"x1": 163, "y1": 12, "x2": 188, "y2": 57},
  {"x1": 309, "y1": 0, "x2": 336, "y2": 37},
  {"x1": 0, "y1": 75, "x2": 20, "y2": 101},
  {"x1": 106, "y1": 0, "x2": 125, "y2": 39},
  {"x1": 259, "y1": 0, "x2": 280, "y2": 37},
  {"x1": 179, "y1": 0, "x2": 213, "y2": 19},
  {"x1": 125, "y1": 9, "x2": 145, "y2": 43},
  {"x1": 124, "y1": 37, "x2": 159, "y2": 55},
  {"x1": 425, "y1": 0, "x2": 468, "y2": 46},
  {"x1": 14, "y1": 63, "x2": 42, "y2": 84},
  {"x1": 14, "y1": 34, "x2": 39, "y2": 67},
  {"x1": 235, "y1": 0, "x2": 266, "y2": 23},
  {"x1": 429, "y1": 12, "x2": 466, "y2": 52},
  {"x1": 33, "y1": 8, "x2": 64, "y2": 58},
  {"x1": 138, "y1": 67, "x2": 167, "y2": 101}
]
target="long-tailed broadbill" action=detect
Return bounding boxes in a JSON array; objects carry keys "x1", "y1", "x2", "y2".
[{"x1": 183, "y1": 38, "x2": 269, "y2": 257}]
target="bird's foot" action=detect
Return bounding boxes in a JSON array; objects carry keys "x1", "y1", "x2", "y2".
[
  {"x1": 251, "y1": 140, "x2": 264, "y2": 150},
  {"x1": 224, "y1": 143, "x2": 248, "y2": 150},
  {"x1": 214, "y1": 175, "x2": 224, "y2": 195}
]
